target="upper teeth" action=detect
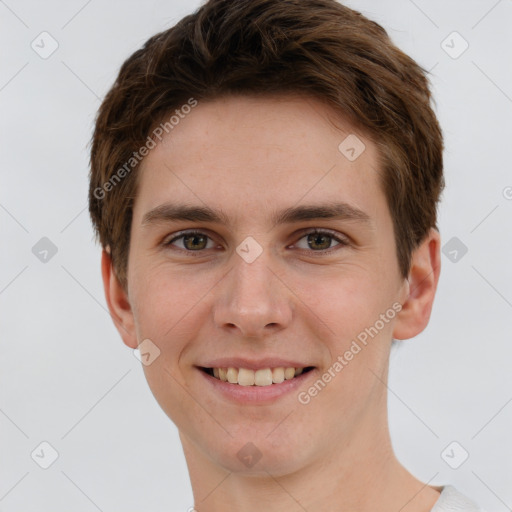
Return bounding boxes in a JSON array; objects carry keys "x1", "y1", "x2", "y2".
[{"x1": 212, "y1": 367, "x2": 304, "y2": 386}]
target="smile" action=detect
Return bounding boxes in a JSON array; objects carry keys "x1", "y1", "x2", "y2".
[{"x1": 200, "y1": 366, "x2": 315, "y2": 386}]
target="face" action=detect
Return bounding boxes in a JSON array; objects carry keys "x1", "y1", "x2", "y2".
[{"x1": 115, "y1": 94, "x2": 413, "y2": 475}]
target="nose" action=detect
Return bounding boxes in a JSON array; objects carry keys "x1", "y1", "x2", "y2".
[{"x1": 213, "y1": 249, "x2": 293, "y2": 339}]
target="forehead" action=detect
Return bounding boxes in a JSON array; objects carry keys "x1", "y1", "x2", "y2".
[{"x1": 134, "y1": 94, "x2": 386, "y2": 228}]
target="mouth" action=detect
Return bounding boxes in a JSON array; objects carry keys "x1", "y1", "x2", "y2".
[{"x1": 199, "y1": 366, "x2": 315, "y2": 386}]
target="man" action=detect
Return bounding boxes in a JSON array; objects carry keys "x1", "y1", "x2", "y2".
[{"x1": 88, "y1": 0, "x2": 485, "y2": 510}]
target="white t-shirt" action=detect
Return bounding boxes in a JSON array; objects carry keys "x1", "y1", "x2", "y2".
[{"x1": 431, "y1": 485, "x2": 486, "y2": 511}]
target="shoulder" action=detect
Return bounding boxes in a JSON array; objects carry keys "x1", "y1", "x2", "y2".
[{"x1": 430, "y1": 485, "x2": 486, "y2": 512}]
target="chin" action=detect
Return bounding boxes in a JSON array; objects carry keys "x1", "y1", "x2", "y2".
[{"x1": 202, "y1": 432, "x2": 314, "y2": 477}]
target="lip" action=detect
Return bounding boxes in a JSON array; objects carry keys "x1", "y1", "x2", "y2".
[
  {"x1": 196, "y1": 366, "x2": 317, "y2": 404},
  {"x1": 197, "y1": 358, "x2": 311, "y2": 371}
]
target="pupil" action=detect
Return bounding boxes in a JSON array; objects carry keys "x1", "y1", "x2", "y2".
[
  {"x1": 309, "y1": 233, "x2": 330, "y2": 250},
  {"x1": 186, "y1": 234, "x2": 206, "y2": 250}
]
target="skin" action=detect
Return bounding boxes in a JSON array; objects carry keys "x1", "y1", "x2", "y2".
[{"x1": 102, "y1": 94, "x2": 442, "y2": 511}]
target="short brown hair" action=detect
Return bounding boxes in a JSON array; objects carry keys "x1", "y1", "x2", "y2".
[{"x1": 89, "y1": 0, "x2": 444, "y2": 290}]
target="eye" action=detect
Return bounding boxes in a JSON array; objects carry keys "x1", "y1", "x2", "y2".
[
  {"x1": 164, "y1": 230, "x2": 217, "y2": 251},
  {"x1": 293, "y1": 228, "x2": 349, "y2": 252}
]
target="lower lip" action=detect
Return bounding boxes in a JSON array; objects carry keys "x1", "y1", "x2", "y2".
[{"x1": 197, "y1": 368, "x2": 317, "y2": 404}]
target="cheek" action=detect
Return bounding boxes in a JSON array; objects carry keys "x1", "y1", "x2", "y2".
[
  {"x1": 299, "y1": 269, "x2": 380, "y2": 336},
  {"x1": 299, "y1": 267, "x2": 395, "y2": 369},
  {"x1": 131, "y1": 265, "x2": 204, "y2": 427},
  {"x1": 303, "y1": 279, "x2": 394, "y2": 424},
  {"x1": 129, "y1": 259, "x2": 207, "y2": 340}
]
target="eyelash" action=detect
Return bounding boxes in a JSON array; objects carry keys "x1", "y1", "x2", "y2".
[{"x1": 163, "y1": 228, "x2": 350, "y2": 255}]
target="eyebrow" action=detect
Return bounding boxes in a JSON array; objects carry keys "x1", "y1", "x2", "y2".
[{"x1": 141, "y1": 201, "x2": 372, "y2": 229}]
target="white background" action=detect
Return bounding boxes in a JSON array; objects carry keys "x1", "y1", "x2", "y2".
[{"x1": 1, "y1": 0, "x2": 511, "y2": 510}]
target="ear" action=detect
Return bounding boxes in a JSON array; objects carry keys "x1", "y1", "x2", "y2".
[
  {"x1": 392, "y1": 228, "x2": 441, "y2": 340},
  {"x1": 101, "y1": 249, "x2": 138, "y2": 349}
]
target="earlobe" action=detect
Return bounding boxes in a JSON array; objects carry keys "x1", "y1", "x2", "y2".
[
  {"x1": 392, "y1": 228, "x2": 441, "y2": 341},
  {"x1": 101, "y1": 249, "x2": 138, "y2": 349}
]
